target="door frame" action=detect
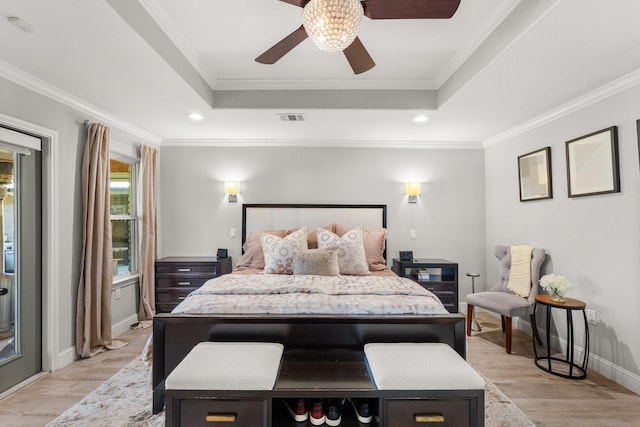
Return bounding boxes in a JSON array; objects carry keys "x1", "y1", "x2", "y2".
[{"x1": 0, "y1": 113, "x2": 58, "y2": 373}]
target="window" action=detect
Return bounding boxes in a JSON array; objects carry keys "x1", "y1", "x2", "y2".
[{"x1": 110, "y1": 158, "x2": 138, "y2": 279}]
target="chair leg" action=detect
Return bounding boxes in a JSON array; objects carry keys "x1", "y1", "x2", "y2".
[
  {"x1": 466, "y1": 304, "x2": 474, "y2": 336},
  {"x1": 505, "y1": 317, "x2": 512, "y2": 354},
  {"x1": 530, "y1": 314, "x2": 542, "y2": 345},
  {"x1": 501, "y1": 315, "x2": 506, "y2": 332}
]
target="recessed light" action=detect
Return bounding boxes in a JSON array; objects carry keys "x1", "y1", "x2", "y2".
[
  {"x1": 413, "y1": 114, "x2": 429, "y2": 123},
  {"x1": 188, "y1": 113, "x2": 203, "y2": 121}
]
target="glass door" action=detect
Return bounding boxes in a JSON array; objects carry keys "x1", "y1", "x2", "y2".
[{"x1": 0, "y1": 141, "x2": 42, "y2": 394}]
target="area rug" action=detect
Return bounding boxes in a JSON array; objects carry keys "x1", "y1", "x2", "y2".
[{"x1": 46, "y1": 357, "x2": 534, "y2": 426}]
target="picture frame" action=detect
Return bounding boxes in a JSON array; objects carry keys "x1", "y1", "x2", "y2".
[
  {"x1": 517, "y1": 147, "x2": 552, "y2": 201},
  {"x1": 565, "y1": 126, "x2": 620, "y2": 198},
  {"x1": 636, "y1": 119, "x2": 639, "y2": 172}
]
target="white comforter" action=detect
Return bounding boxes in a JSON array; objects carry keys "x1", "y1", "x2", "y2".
[{"x1": 171, "y1": 273, "x2": 448, "y2": 315}]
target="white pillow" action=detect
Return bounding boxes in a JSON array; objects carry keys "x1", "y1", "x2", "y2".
[
  {"x1": 317, "y1": 226, "x2": 371, "y2": 276},
  {"x1": 260, "y1": 227, "x2": 308, "y2": 274}
]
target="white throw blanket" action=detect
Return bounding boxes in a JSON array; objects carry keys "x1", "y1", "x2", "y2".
[{"x1": 507, "y1": 245, "x2": 533, "y2": 298}]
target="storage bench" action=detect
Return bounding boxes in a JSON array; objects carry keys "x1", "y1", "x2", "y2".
[
  {"x1": 164, "y1": 342, "x2": 484, "y2": 427},
  {"x1": 164, "y1": 342, "x2": 284, "y2": 427},
  {"x1": 365, "y1": 342, "x2": 485, "y2": 427}
]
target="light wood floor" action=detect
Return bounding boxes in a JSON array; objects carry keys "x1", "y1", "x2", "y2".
[{"x1": 0, "y1": 313, "x2": 639, "y2": 426}]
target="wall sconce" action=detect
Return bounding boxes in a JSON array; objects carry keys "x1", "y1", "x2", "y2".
[
  {"x1": 224, "y1": 180, "x2": 239, "y2": 202},
  {"x1": 405, "y1": 182, "x2": 421, "y2": 203}
]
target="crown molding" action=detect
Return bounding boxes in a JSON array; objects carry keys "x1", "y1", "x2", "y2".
[
  {"x1": 484, "y1": 68, "x2": 640, "y2": 147},
  {"x1": 435, "y1": 0, "x2": 523, "y2": 88},
  {"x1": 213, "y1": 78, "x2": 437, "y2": 91},
  {"x1": 161, "y1": 138, "x2": 483, "y2": 150},
  {"x1": 138, "y1": 0, "x2": 217, "y2": 89},
  {"x1": 0, "y1": 59, "x2": 161, "y2": 146}
]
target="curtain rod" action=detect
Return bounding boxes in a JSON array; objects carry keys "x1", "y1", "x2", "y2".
[{"x1": 83, "y1": 120, "x2": 145, "y2": 149}]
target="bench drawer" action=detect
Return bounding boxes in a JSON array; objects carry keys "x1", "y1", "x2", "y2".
[
  {"x1": 178, "y1": 398, "x2": 267, "y2": 427},
  {"x1": 385, "y1": 398, "x2": 471, "y2": 427}
]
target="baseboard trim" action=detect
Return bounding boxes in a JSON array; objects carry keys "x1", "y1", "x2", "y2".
[
  {"x1": 54, "y1": 345, "x2": 76, "y2": 370},
  {"x1": 112, "y1": 314, "x2": 140, "y2": 339},
  {"x1": 462, "y1": 307, "x2": 640, "y2": 395},
  {"x1": 513, "y1": 316, "x2": 640, "y2": 395},
  {"x1": 54, "y1": 314, "x2": 140, "y2": 370}
]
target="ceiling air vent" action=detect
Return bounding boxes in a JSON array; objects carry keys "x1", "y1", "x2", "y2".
[{"x1": 278, "y1": 113, "x2": 306, "y2": 122}]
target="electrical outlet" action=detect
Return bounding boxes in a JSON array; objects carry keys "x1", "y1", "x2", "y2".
[
  {"x1": 115, "y1": 288, "x2": 121, "y2": 301},
  {"x1": 585, "y1": 309, "x2": 597, "y2": 325}
]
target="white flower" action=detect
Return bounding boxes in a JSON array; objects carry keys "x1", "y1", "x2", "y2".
[{"x1": 539, "y1": 274, "x2": 573, "y2": 294}]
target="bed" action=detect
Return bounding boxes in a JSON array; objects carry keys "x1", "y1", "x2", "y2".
[{"x1": 152, "y1": 204, "x2": 466, "y2": 413}]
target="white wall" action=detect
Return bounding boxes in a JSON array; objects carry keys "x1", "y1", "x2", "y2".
[
  {"x1": 158, "y1": 146, "x2": 487, "y2": 298},
  {"x1": 484, "y1": 84, "x2": 640, "y2": 392}
]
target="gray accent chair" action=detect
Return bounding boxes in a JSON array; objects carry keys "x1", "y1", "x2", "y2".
[{"x1": 466, "y1": 245, "x2": 545, "y2": 354}]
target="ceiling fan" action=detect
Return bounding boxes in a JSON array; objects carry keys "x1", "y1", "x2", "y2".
[{"x1": 255, "y1": 0, "x2": 461, "y2": 75}]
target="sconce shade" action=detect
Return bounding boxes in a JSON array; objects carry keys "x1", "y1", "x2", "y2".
[
  {"x1": 224, "y1": 181, "x2": 239, "y2": 195},
  {"x1": 405, "y1": 182, "x2": 421, "y2": 196}
]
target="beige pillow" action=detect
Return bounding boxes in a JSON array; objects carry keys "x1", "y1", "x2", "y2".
[
  {"x1": 335, "y1": 224, "x2": 388, "y2": 271},
  {"x1": 317, "y1": 226, "x2": 371, "y2": 276},
  {"x1": 260, "y1": 227, "x2": 309, "y2": 274},
  {"x1": 235, "y1": 229, "x2": 287, "y2": 269},
  {"x1": 293, "y1": 248, "x2": 340, "y2": 276}
]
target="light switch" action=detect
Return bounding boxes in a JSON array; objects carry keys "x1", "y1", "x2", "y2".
[
  {"x1": 410, "y1": 229, "x2": 417, "y2": 239},
  {"x1": 230, "y1": 228, "x2": 237, "y2": 238}
]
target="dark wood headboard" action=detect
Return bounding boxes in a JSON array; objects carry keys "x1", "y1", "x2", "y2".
[{"x1": 242, "y1": 203, "x2": 387, "y2": 256}]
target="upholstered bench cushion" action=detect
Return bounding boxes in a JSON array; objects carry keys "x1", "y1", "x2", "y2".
[
  {"x1": 165, "y1": 342, "x2": 284, "y2": 390},
  {"x1": 364, "y1": 343, "x2": 485, "y2": 390}
]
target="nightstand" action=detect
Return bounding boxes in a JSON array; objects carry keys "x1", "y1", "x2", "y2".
[
  {"x1": 392, "y1": 258, "x2": 459, "y2": 313},
  {"x1": 155, "y1": 256, "x2": 232, "y2": 313}
]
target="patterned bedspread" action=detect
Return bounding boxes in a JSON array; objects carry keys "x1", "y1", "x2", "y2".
[{"x1": 171, "y1": 273, "x2": 448, "y2": 315}]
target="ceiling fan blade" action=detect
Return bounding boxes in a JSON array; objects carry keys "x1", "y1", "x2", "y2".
[
  {"x1": 255, "y1": 25, "x2": 308, "y2": 64},
  {"x1": 279, "y1": 0, "x2": 308, "y2": 7},
  {"x1": 343, "y1": 37, "x2": 375, "y2": 74},
  {"x1": 363, "y1": 0, "x2": 461, "y2": 19}
]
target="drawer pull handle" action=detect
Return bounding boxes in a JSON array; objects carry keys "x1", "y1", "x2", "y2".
[
  {"x1": 206, "y1": 413, "x2": 236, "y2": 423},
  {"x1": 178, "y1": 296, "x2": 187, "y2": 300},
  {"x1": 426, "y1": 287, "x2": 435, "y2": 291},
  {"x1": 178, "y1": 268, "x2": 192, "y2": 272},
  {"x1": 415, "y1": 413, "x2": 445, "y2": 423},
  {"x1": 177, "y1": 281, "x2": 191, "y2": 286}
]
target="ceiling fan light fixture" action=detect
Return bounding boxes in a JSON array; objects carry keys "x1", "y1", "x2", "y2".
[{"x1": 302, "y1": 0, "x2": 363, "y2": 53}]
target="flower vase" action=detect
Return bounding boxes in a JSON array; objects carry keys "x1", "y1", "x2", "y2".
[{"x1": 548, "y1": 289, "x2": 565, "y2": 303}]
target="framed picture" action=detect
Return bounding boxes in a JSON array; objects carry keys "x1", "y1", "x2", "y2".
[
  {"x1": 518, "y1": 147, "x2": 552, "y2": 201},
  {"x1": 636, "y1": 119, "x2": 640, "y2": 172},
  {"x1": 566, "y1": 126, "x2": 620, "y2": 198}
]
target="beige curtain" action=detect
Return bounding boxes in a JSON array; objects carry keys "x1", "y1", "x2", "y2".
[
  {"x1": 76, "y1": 123, "x2": 126, "y2": 358},
  {"x1": 138, "y1": 145, "x2": 158, "y2": 321}
]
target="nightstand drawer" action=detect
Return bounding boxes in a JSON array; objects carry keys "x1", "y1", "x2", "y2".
[
  {"x1": 385, "y1": 398, "x2": 471, "y2": 427},
  {"x1": 419, "y1": 282, "x2": 456, "y2": 293},
  {"x1": 156, "y1": 263, "x2": 218, "y2": 275},
  {"x1": 156, "y1": 277, "x2": 211, "y2": 289},
  {"x1": 155, "y1": 257, "x2": 232, "y2": 313},
  {"x1": 432, "y1": 292, "x2": 457, "y2": 306},
  {"x1": 179, "y1": 398, "x2": 267, "y2": 427},
  {"x1": 156, "y1": 290, "x2": 193, "y2": 303}
]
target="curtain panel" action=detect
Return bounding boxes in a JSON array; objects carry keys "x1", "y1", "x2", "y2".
[
  {"x1": 138, "y1": 145, "x2": 158, "y2": 321},
  {"x1": 76, "y1": 123, "x2": 126, "y2": 358}
]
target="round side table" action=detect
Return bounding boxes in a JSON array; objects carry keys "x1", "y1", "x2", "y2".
[{"x1": 533, "y1": 294, "x2": 589, "y2": 379}]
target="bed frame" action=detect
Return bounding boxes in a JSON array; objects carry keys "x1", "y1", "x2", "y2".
[{"x1": 152, "y1": 204, "x2": 466, "y2": 413}]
